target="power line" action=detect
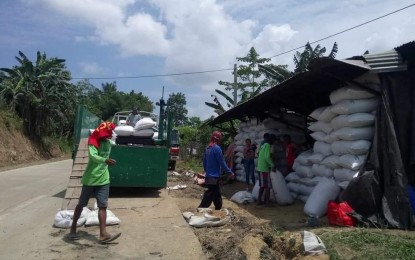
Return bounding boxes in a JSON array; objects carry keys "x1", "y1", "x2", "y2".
[
  {"x1": 72, "y1": 3, "x2": 415, "y2": 80},
  {"x1": 72, "y1": 68, "x2": 233, "y2": 80},
  {"x1": 268, "y1": 2, "x2": 415, "y2": 58}
]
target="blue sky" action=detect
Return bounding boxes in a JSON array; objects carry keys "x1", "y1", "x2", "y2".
[{"x1": 1, "y1": 0, "x2": 414, "y2": 119}]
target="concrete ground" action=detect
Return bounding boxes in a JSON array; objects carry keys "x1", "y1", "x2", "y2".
[{"x1": 0, "y1": 160, "x2": 205, "y2": 260}]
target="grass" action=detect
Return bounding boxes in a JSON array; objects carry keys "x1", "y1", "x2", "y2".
[
  {"x1": 317, "y1": 228, "x2": 415, "y2": 260},
  {"x1": 0, "y1": 109, "x2": 22, "y2": 130},
  {"x1": 176, "y1": 157, "x2": 203, "y2": 172}
]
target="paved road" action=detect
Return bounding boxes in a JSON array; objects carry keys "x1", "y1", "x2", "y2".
[{"x1": 0, "y1": 160, "x2": 205, "y2": 260}]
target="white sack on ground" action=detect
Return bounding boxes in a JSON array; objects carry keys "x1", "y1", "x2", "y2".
[
  {"x1": 132, "y1": 128, "x2": 154, "y2": 137},
  {"x1": 303, "y1": 231, "x2": 327, "y2": 256},
  {"x1": 329, "y1": 86, "x2": 376, "y2": 104},
  {"x1": 270, "y1": 171, "x2": 294, "y2": 205},
  {"x1": 183, "y1": 209, "x2": 231, "y2": 228},
  {"x1": 308, "y1": 122, "x2": 333, "y2": 134},
  {"x1": 331, "y1": 140, "x2": 371, "y2": 155},
  {"x1": 330, "y1": 98, "x2": 379, "y2": 115},
  {"x1": 333, "y1": 168, "x2": 359, "y2": 182},
  {"x1": 331, "y1": 113, "x2": 375, "y2": 130},
  {"x1": 85, "y1": 209, "x2": 121, "y2": 226},
  {"x1": 333, "y1": 127, "x2": 374, "y2": 141},
  {"x1": 311, "y1": 164, "x2": 334, "y2": 177},
  {"x1": 313, "y1": 141, "x2": 332, "y2": 156},
  {"x1": 308, "y1": 153, "x2": 325, "y2": 164},
  {"x1": 134, "y1": 117, "x2": 156, "y2": 130},
  {"x1": 337, "y1": 154, "x2": 367, "y2": 171},
  {"x1": 304, "y1": 177, "x2": 340, "y2": 217},
  {"x1": 252, "y1": 180, "x2": 260, "y2": 200},
  {"x1": 54, "y1": 207, "x2": 91, "y2": 228},
  {"x1": 114, "y1": 125, "x2": 134, "y2": 136},
  {"x1": 230, "y1": 191, "x2": 255, "y2": 204}
]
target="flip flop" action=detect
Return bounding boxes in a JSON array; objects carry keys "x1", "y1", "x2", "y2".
[
  {"x1": 67, "y1": 233, "x2": 79, "y2": 241},
  {"x1": 99, "y1": 232, "x2": 122, "y2": 244}
]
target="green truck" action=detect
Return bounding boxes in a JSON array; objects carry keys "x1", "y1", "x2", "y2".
[{"x1": 72, "y1": 97, "x2": 175, "y2": 188}]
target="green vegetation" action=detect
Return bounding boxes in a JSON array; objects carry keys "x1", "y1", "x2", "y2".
[{"x1": 316, "y1": 228, "x2": 415, "y2": 260}]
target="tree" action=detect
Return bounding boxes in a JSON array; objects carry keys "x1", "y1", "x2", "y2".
[
  {"x1": 293, "y1": 42, "x2": 338, "y2": 74},
  {"x1": 166, "y1": 92, "x2": 188, "y2": 127},
  {"x1": 219, "y1": 47, "x2": 272, "y2": 102}
]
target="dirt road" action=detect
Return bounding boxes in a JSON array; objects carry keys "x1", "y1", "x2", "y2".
[{"x1": 0, "y1": 160, "x2": 205, "y2": 260}]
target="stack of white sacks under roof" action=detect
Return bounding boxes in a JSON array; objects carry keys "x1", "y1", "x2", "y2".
[
  {"x1": 233, "y1": 117, "x2": 306, "y2": 184},
  {"x1": 285, "y1": 85, "x2": 378, "y2": 217}
]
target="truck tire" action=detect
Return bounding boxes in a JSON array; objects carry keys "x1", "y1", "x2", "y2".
[{"x1": 169, "y1": 161, "x2": 176, "y2": 171}]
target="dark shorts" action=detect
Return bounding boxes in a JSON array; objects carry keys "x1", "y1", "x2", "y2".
[
  {"x1": 258, "y1": 172, "x2": 270, "y2": 188},
  {"x1": 78, "y1": 184, "x2": 110, "y2": 208}
]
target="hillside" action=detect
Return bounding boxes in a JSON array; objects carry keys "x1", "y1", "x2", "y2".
[{"x1": 0, "y1": 111, "x2": 66, "y2": 167}]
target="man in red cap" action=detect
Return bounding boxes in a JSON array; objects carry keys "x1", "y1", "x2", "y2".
[
  {"x1": 68, "y1": 122, "x2": 121, "y2": 243},
  {"x1": 198, "y1": 131, "x2": 234, "y2": 210}
]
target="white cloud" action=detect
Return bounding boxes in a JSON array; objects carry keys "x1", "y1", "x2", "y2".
[{"x1": 79, "y1": 62, "x2": 107, "y2": 75}]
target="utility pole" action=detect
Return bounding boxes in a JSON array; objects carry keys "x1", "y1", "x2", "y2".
[{"x1": 233, "y1": 63, "x2": 237, "y2": 106}]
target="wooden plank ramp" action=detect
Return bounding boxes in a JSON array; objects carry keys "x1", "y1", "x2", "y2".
[{"x1": 61, "y1": 138, "x2": 89, "y2": 210}]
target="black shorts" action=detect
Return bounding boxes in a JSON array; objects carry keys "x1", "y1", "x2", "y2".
[{"x1": 78, "y1": 184, "x2": 110, "y2": 208}]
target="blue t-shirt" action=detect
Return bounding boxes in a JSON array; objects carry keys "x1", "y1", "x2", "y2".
[{"x1": 203, "y1": 144, "x2": 232, "y2": 179}]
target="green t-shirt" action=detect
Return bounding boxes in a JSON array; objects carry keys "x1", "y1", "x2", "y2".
[
  {"x1": 81, "y1": 140, "x2": 111, "y2": 186},
  {"x1": 256, "y1": 143, "x2": 274, "y2": 172}
]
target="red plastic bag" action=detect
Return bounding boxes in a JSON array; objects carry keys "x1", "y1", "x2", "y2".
[{"x1": 327, "y1": 200, "x2": 356, "y2": 227}]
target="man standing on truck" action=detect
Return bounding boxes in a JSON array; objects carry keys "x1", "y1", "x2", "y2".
[
  {"x1": 198, "y1": 131, "x2": 234, "y2": 210},
  {"x1": 126, "y1": 107, "x2": 142, "y2": 127},
  {"x1": 68, "y1": 122, "x2": 121, "y2": 243}
]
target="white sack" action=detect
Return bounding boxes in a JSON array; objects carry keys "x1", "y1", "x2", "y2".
[
  {"x1": 152, "y1": 132, "x2": 159, "y2": 140},
  {"x1": 333, "y1": 168, "x2": 359, "y2": 182},
  {"x1": 331, "y1": 113, "x2": 375, "y2": 130},
  {"x1": 230, "y1": 191, "x2": 255, "y2": 204},
  {"x1": 329, "y1": 86, "x2": 376, "y2": 104},
  {"x1": 337, "y1": 181, "x2": 350, "y2": 190},
  {"x1": 298, "y1": 195, "x2": 309, "y2": 203},
  {"x1": 303, "y1": 231, "x2": 327, "y2": 255},
  {"x1": 313, "y1": 141, "x2": 332, "y2": 156},
  {"x1": 54, "y1": 207, "x2": 91, "y2": 228},
  {"x1": 330, "y1": 98, "x2": 379, "y2": 115},
  {"x1": 295, "y1": 165, "x2": 313, "y2": 178},
  {"x1": 85, "y1": 209, "x2": 121, "y2": 226},
  {"x1": 322, "y1": 132, "x2": 340, "y2": 144},
  {"x1": 311, "y1": 164, "x2": 334, "y2": 177},
  {"x1": 297, "y1": 176, "x2": 324, "y2": 187},
  {"x1": 320, "y1": 155, "x2": 340, "y2": 169},
  {"x1": 134, "y1": 117, "x2": 156, "y2": 130},
  {"x1": 309, "y1": 107, "x2": 326, "y2": 120},
  {"x1": 333, "y1": 127, "x2": 374, "y2": 141},
  {"x1": 318, "y1": 106, "x2": 337, "y2": 122},
  {"x1": 297, "y1": 184, "x2": 315, "y2": 196},
  {"x1": 114, "y1": 125, "x2": 134, "y2": 136},
  {"x1": 285, "y1": 172, "x2": 301, "y2": 183},
  {"x1": 310, "y1": 132, "x2": 326, "y2": 142},
  {"x1": 308, "y1": 122, "x2": 333, "y2": 134},
  {"x1": 132, "y1": 128, "x2": 154, "y2": 137},
  {"x1": 308, "y1": 153, "x2": 325, "y2": 164},
  {"x1": 295, "y1": 150, "x2": 314, "y2": 166},
  {"x1": 270, "y1": 171, "x2": 294, "y2": 205},
  {"x1": 252, "y1": 180, "x2": 260, "y2": 200},
  {"x1": 304, "y1": 177, "x2": 340, "y2": 217},
  {"x1": 337, "y1": 154, "x2": 367, "y2": 170},
  {"x1": 331, "y1": 140, "x2": 371, "y2": 155},
  {"x1": 287, "y1": 182, "x2": 301, "y2": 193}
]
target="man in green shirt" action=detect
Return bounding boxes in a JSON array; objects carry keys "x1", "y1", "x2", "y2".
[
  {"x1": 68, "y1": 122, "x2": 121, "y2": 243},
  {"x1": 256, "y1": 134, "x2": 276, "y2": 206}
]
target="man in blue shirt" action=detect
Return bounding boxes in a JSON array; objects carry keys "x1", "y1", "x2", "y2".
[{"x1": 199, "y1": 131, "x2": 234, "y2": 210}]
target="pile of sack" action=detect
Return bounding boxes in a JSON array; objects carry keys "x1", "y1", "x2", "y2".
[
  {"x1": 113, "y1": 117, "x2": 157, "y2": 138},
  {"x1": 53, "y1": 207, "x2": 121, "y2": 228},
  {"x1": 285, "y1": 85, "x2": 378, "y2": 217},
  {"x1": 232, "y1": 116, "x2": 306, "y2": 184}
]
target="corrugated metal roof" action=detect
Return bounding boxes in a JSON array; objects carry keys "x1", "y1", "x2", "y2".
[{"x1": 363, "y1": 50, "x2": 407, "y2": 73}]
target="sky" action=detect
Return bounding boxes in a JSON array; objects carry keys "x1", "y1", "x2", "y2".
[{"x1": 1, "y1": 0, "x2": 414, "y2": 120}]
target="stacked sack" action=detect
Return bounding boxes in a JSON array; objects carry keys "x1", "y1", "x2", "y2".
[
  {"x1": 114, "y1": 117, "x2": 156, "y2": 138},
  {"x1": 232, "y1": 116, "x2": 306, "y2": 184},
  {"x1": 285, "y1": 85, "x2": 378, "y2": 217}
]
